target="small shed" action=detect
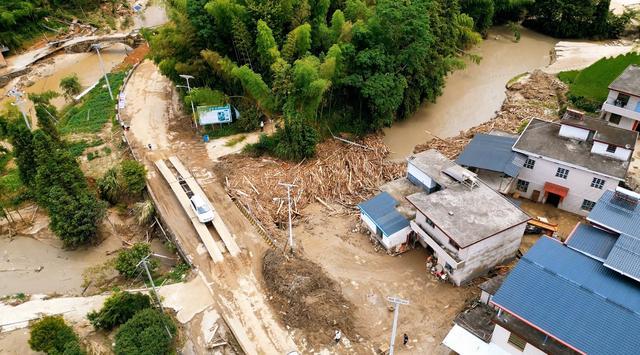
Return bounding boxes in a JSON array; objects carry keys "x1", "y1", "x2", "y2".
[
  {"x1": 478, "y1": 274, "x2": 506, "y2": 306},
  {"x1": 358, "y1": 192, "x2": 411, "y2": 250}
]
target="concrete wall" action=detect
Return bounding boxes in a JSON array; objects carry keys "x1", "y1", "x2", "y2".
[
  {"x1": 513, "y1": 157, "x2": 619, "y2": 216},
  {"x1": 491, "y1": 325, "x2": 548, "y2": 355},
  {"x1": 361, "y1": 213, "x2": 377, "y2": 233},
  {"x1": 591, "y1": 141, "x2": 632, "y2": 161},
  {"x1": 602, "y1": 111, "x2": 636, "y2": 130},
  {"x1": 450, "y1": 223, "x2": 525, "y2": 286},
  {"x1": 559, "y1": 124, "x2": 589, "y2": 141},
  {"x1": 415, "y1": 212, "x2": 458, "y2": 254}
]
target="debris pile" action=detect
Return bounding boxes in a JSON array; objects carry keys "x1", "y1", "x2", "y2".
[
  {"x1": 218, "y1": 135, "x2": 404, "y2": 236},
  {"x1": 262, "y1": 249, "x2": 356, "y2": 345},
  {"x1": 414, "y1": 70, "x2": 567, "y2": 159}
]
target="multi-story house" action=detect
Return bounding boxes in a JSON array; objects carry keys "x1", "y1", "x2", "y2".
[
  {"x1": 405, "y1": 150, "x2": 530, "y2": 286},
  {"x1": 511, "y1": 115, "x2": 637, "y2": 216},
  {"x1": 601, "y1": 64, "x2": 640, "y2": 131}
]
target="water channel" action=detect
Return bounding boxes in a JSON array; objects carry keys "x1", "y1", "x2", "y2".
[{"x1": 383, "y1": 26, "x2": 558, "y2": 160}]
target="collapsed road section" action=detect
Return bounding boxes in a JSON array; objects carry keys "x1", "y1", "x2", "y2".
[{"x1": 155, "y1": 156, "x2": 240, "y2": 263}]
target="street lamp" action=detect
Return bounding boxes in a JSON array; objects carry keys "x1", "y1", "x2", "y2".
[
  {"x1": 178, "y1": 74, "x2": 197, "y2": 127},
  {"x1": 387, "y1": 296, "x2": 409, "y2": 355},
  {"x1": 91, "y1": 43, "x2": 114, "y2": 100},
  {"x1": 278, "y1": 182, "x2": 297, "y2": 253},
  {"x1": 7, "y1": 88, "x2": 31, "y2": 130}
]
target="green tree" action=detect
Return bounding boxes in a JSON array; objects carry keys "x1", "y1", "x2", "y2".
[
  {"x1": 88, "y1": 292, "x2": 152, "y2": 330},
  {"x1": 115, "y1": 243, "x2": 157, "y2": 278},
  {"x1": 120, "y1": 160, "x2": 147, "y2": 196},
  {"x1": 114, "y1": 309, "x2": 177, "y2": 355},
  {"x1": 274, "y1": 116, "x2": 319, "y2": 160},
  {"x1": 47, "y1": 187, "x2": 107, "y2": 248},
  {"x1": 60, "y1": 74, "x2": 82, "y2": 101},
  {"x1": 35, "y1": 104, "x2": 59, "y2": 142},
  {"x1": 29, "y1": 316, "x2": 84, "y2": 355},
  {"x1": 97, "y1": 167, "x2": 121, "y2": 204},
  {"x1": 256, "y1": 20, "x2": 280, "y2": 68},
  {"x1": 461, "y1": 0, "x2": 495, "y2": 36},
  {"x1": 9, "y1": 124, "x2": 36, "y2": 187},
  {"x1": 281, "y1": 23, "x2": 312, "y2": 62}
]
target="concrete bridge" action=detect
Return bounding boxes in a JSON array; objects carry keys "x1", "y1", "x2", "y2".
[{"x1": 0, "y1": 31, "x2": 142, "y2": 87}]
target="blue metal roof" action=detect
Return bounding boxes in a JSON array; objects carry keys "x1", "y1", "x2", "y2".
[
  {"x1": 358, "y1": 192, "x2": 409, "y2": 237},
  {"x1": 588, "y1": 190, "x2": 640, "y2": 238},
  {"x1": 566, "y1": 223, "x2": 617, "y2": 261},
  {"x1": 492, "y1": 237, "x2": 640, "y2": 355},
  {"x1": 605, "y1": 234, "x2": 640, "y2": 282},
  {"x1": 455, "y1": 133, "x2": 525, "y2": 177}
]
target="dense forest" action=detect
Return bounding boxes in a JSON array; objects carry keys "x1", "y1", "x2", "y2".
[
  {"x1": 146, "y1": 0, "x2": 633, "y2": 161},
  {"x1": 147, "y1": 0, "x2": 482, "y2": 160}
]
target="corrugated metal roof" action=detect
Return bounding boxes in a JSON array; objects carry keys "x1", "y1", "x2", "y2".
[
  {"x1": 588, "y1": 190, "x2": 640, "y2": 238},
  {"x1": 492, "y1": 237, "x2": 640, "y2": 355},
  {"x1": 358, "y1": 192, "x2": 409, "y2": 237},
  {"x1": 456, "y1": 134, "x2": 524, "y2": 177},
  {"x1": 605, "y1": 234, "x2": 640, "y2": 281},
  {"x1": 566, "y1": 223, "x2": 617, "y2": 261}
]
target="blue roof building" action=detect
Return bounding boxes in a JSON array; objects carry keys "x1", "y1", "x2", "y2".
[
  {"x1": 491, "y1": 237, "x2": 640, "y2": 355},
  {"x1": 566, "y1": 223, "x2": 617, "y2": 261},
  {"x1": 456, "y1": 133, "x2": 526, "y2": 178},
  {"x1": 587, "y1": 189, "x2": 640, "y2": 237},
  {"x1": 358, "y1": 192, "x2": 411, "y2": 251}
]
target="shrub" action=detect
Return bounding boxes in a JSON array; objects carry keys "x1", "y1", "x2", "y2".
[
  {"x1": 97, "y1": 167, "x2": 122, "y2": 204},
  {"x1": 29, "y1": 316, "x2": 84, "y2": 354},
  {"x1": 88, "y1": 292, "x2": 152, "y2": 330},
  {"x1": 115, "y1": 243, "x2": 157, "y2": 278},
  {"x1": 120, "y1": 160, "x2": 147, "y2": 195},
  {"x1": 114, "y1": 309, "x2": 177, "y2": 355}
]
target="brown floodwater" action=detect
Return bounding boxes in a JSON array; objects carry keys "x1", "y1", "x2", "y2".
[{"x1": 383, "y1": 26, "x2": 557, "y2": 160}]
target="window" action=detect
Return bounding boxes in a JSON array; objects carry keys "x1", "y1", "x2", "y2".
[
  {"x1": 556, "y1": 167, "x2": 569, "y2": 179},
  {"x1": 581, "y1": 199, "x2": 596, "y2": 211},
  {"x1": 591, "y1": 177, "x2": 605, "y2": 189},
  {"x1": 523, "y1": 158, "x2": 535, "y2": 169},
  {"x1": 508, "y1": 332, "x2": 527, "y2": 351},
  {"x1": 425, "y1": 216, "x2": 435, "y2": 228},
  {"x1": 615, "y1": 93, "x2": 631, "y2": 107},
  {"x1": 609, "y1": 113, "x2": 622, "y2": 125},
  {"x1": 516, "y1": 179, "x2": 529, "y2": 192},
  {"x1": 606, "y1": 144, "x2": 617, "y2": 153}
]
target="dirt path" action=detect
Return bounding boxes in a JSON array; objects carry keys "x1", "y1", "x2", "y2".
[{"x1": 120, "y1": 60, "x2": 296, "y2": 353}]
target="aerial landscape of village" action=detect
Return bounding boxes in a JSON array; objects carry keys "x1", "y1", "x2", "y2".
[{"x1": 2, "y1": 0, "x2": 640, "y2": 354}]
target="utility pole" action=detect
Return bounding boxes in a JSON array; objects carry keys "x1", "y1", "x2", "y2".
[
  {"x1": 278, "y1": 182, "x2": 297, "y2": 253},
  {"x1": 386, "y1": 296, "x2": 409, "y2": 355},
  {"x1": 178, "y1": 74, "x2": 197, "y2": 127},
  {"x1": 7, "y1": 88, "x2": 31, "y2": 130},
  {"x1": 92, "y1": 44, "x2": 113, "y2": 100},
  {"x1": 137, "y1": 255, "x2": 172, "y2": 338}
]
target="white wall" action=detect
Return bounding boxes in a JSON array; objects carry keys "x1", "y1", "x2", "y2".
[
  {"x1": 514, "y1": 157, "x2": 619, "y2": 216},
  {"x1": 491, "y1": 325, "x2": 548, "y2": 355},
  {"x1": 602, "y1": 90, "x2": 640, "y2": 127},
  {"x1": 361, "y1": 212, "x2": 410, "y2": 250},
  {"x1": 415, "y1": 212, "x2": 458, "y2": 254},
  {"x1": 591, "y1": 141, "x2": 632, "y2": 161},
  {"x1": 361, "y1": 213, "x2": 376, "y2": 233},
  {"x1": 558, "y1": 124, "x2": 589, "y2": 141},
  {"x1": 602, "y1": 111, "x2": 636, "y2": 130},
  {"x1": 407, "y1": 163, "x2": 437, "y2": 189}
]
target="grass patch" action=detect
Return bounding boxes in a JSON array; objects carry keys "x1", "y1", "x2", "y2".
[
  {"x1": 558, "y1": 53, "x2": 640, "y2": 112},
  {"x1": 224, "y1": 135, "x2": 247, "y2": 147},
  {"x1": 202, "y1": 123, "x2": 244, "y2": 139},
  {"x1": 59, "y1": 71, "x2": 127, "y2": 134},
  {"x1": 0, "y1": 169, "x2": 22, "y2": 193},
  {"x1": 507, "y1": 72, "x2": 528, "y2": 87},
  {"x1": 66, "y1": 139, "x2": 104, "y2": 157}
]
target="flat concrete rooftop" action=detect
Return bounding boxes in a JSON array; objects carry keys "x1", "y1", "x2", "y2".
[
  {"x1": 513, "y1": 118, "x2": 631, "y2": 179},
  {"x1": 609, "y1": 64, "x2": 640, "y2": 97},
  {"x1": 561, "y1": 116, "x2": 637, "y2": 148},
  {"x1": 406, "y1": 150, "x2": 530, "y2": 248}
]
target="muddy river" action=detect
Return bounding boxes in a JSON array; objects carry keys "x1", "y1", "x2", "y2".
[{"x1": 383, "y1": 26, "x2": 557, "y2": 159}]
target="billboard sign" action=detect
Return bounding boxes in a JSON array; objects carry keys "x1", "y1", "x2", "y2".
[{"x1": 197, "y1": 104, "x2": 232, "y2": 125}]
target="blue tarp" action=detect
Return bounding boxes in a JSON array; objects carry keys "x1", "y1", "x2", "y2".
[
  {"x1": 358, "y1": 192, "x2": 409, "y2": 237},
  {"x1": 456, "y1": 133, "x2": 525, "y2": 177},
  {"x1": 493, "y1": 237, "x2": 640, "y2": 355}
]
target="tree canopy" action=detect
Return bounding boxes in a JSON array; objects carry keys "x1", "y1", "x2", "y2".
[{"x1": 148, "y1": 0, "x2": 481, "y2": 160}]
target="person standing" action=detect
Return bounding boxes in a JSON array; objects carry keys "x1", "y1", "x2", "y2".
[
  {"x1": 260, "y1": 119, "x2": 265, "y2": 132},
  {"x1": 334, "y1": 329, "x2": 342, "y2": 344},
  {"x1": 403, "y1": 333, "x2": 409, "y2": 346}
]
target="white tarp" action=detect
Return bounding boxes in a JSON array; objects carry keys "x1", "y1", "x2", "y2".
[
  {"x1": 197, "y1": 104, "x2": 232, "y2": 125},
  {"x1": 442, "y1": 324, "x2": 509, "y2": 355}
]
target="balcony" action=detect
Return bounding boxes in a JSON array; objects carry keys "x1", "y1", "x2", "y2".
[
  {"x1": 602, "y1": 101, "x2": 640, "y2": 121},
  {"x1": 410, "y1": 220, "x2": 465, "y2": 269}
]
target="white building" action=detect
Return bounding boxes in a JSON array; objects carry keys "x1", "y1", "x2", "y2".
[
  {"x1": 601, "y1": 64, "x2": 640, "y2": 131},
  {"x1": 405, "y1": 150, "x2": 530, "y2": 286},
  {"x1": 511, "y1": 116, "x2": 637, "y2": 216}
]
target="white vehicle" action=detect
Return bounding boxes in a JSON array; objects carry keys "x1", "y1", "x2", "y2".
[{"x1": 189, "y1": 194, "x2": 215, "y2": 223}]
